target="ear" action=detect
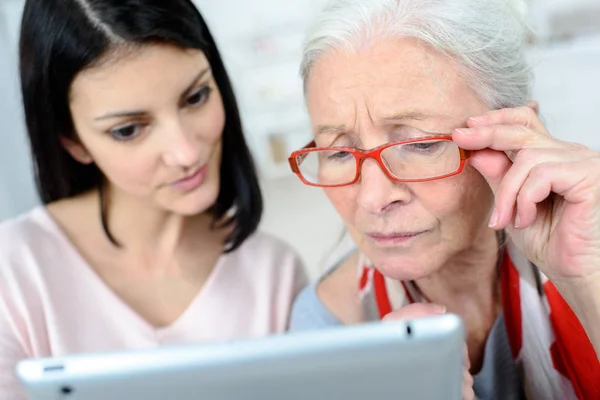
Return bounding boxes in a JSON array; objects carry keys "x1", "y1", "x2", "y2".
[{"x1": 60, "y1": 136, "x2": 93, "y2": 164}]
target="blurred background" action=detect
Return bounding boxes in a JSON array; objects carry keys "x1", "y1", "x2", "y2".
[{"x1": 1, "y1": 0, "x2": 599, "y2": 279}]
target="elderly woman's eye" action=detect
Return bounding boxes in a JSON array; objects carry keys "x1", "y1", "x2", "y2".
[
  {"x1": 325, "y1": 150, "x2": 353, "y2": 161},
  {"x1": 109, "y1": 124, "x2": 142, "y2": 141},
  {"x1": 186, "y1": 86, "x2": 212, "y2": 107},
  {"x1": 404, "y1": 141, "x2": 443, "y2": 152}
]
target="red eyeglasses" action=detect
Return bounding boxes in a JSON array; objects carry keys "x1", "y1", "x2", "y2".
[{"x1": 288, "y1": 135, "x2": 471, "y2": 187}]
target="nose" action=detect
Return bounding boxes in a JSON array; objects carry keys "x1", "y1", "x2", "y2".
[
  {"x1": 162, "y1": 119, "x2": 201, "y2": 168},
  {"x1": 356, "y1": 158, "x2": 412, "y2": 214}
]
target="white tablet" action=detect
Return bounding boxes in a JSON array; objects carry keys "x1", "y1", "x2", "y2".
[{"x1": 16, "y1": 314, "x2": 464, "y2": 400}]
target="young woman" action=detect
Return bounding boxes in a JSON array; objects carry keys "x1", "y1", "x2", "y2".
[{"x1": 0, "y1": 1, "x2": 307, "y2": 397}]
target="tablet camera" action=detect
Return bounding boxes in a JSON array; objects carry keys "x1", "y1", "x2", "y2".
[
  {"x1": 406, "y1": 323, "x2": 412, "y2": 337},
  {"x1": 60, "y1": 386, "x2": 74, "y2": 396}
]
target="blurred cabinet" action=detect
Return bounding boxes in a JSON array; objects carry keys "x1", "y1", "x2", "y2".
[{"x1": 529, "y1": 0, "x2": 600, "y2": 42}]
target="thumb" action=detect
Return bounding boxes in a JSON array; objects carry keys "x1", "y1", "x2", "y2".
[
  {"x1": 382, "y1": 303, "x2": 447, "y2": 321},
  {"x1": 467, "y1": 148, "x2": 512, "y2": 195}
]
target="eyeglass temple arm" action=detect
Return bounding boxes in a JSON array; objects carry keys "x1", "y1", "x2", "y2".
[{"x1": 288, "y1": 140, "x2": 316, "y2": 173}]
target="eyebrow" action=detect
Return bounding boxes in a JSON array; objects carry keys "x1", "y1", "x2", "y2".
[
  {"x1": 381, "y1": 111, "x2": 440, "y2": 122},
  {"x1": 315, "y1": 110, "x2": 451, "y2": 136},
  {"x1": 94, "y1": 67, "x2": 212, "y2": 121},
  {"x1": 315, "y1": 124, "x2": 350, "y2": 136}
]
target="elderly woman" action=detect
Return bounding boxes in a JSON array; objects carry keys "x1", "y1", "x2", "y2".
[{"x1": 288, "y1": 0, "x2": 600, "y2": 399}]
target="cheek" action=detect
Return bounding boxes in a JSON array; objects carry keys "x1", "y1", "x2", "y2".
[
  {"x1": 324, "y1": 187, "x2": 357, "y2": 222},
  {"x1": 209, "y1": 141, "x2": 222, "y2": 172},
  {"x1": 415, "y1": 180, "x2": 465, "y2": 219},
  {"x1": 94, "y1": 148, "x2": 157, "y2": 191},
  {"x1": 198, "y1": 90, "x2": 226, "y2": 144},
  {"x1": 417, "y1": 169, "x2": 492, "y2": 232},
  {"x1": 457, "y1": 167, "x2": 494, "y2": 211},
  {"x1": 75, "y1": 131, "x2": 158, "y2": 193}
]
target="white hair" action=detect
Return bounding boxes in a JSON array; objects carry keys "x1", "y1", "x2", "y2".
[{"x1": 301, "y1": 0, "x2": 532, "y2": 109}]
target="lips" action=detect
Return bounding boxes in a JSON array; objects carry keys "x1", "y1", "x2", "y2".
[
  {"x1": 170, "y1": 165, "x2": 208, "y2": 191},
  {"x1": 367, "y1": 231, "x2": 427, "y2": 246}
]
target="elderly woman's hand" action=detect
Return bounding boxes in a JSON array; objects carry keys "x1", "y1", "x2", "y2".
[
  {"x1": 452, "y1": 104, "x2": 600, "y2": 353},
  {"x1": 452, "y1": 105, "x2": 600, "y2": 283}
]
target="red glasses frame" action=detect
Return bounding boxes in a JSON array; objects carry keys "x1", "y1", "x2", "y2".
[{"x1": 288, "y1": 135, "x2": 471, "y2": 188}]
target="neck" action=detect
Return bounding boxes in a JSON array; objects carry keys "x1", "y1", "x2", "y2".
[
  {"x1": 414, "y1": 227, "x2": 501, "y2": 315},
  {"x1": 99, "y1": 187, "x2": 219, "y2": 267},
  {"x1": 413, "y1": 226, "x2": 503, "y2": 374}
]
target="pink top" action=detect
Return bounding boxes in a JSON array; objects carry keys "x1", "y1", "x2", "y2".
[{"x1": 0, "y1": 207, "x2": 308, "y2": 399}]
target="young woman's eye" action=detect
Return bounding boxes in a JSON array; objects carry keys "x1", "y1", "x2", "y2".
[
  {"x1": 186, "y1": 86, "x2": 212, "y2": 107},
  {"x1": 109, "y1": 124, "x2": 142, "y2": 141}
]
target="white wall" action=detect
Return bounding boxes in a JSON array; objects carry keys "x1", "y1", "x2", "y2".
[
  {"x1": 260, "y1": 176, "x2": 349, "y2": 280},
  {"x1": 530, "y1": 37, "x2": 600, "y2": 151},
  {"x1": 0, "y1": 2, "x2": 39, "y2": 221}
]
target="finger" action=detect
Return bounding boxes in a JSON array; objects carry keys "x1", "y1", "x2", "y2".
[
  {"x1": 461, "y1": 343, "x2": 474, "y2": 400},
  {"x1": 515, "y1": 160, "x2": 591, "y2": 229},
  {"x1": 463, "y1": 344, "x2": 471, "y2": 369},
  {"x1": 526, "y1": 100, "x2": 540, "y2": 115},
  {"x1": 462, "y1": 369, "x2": 475, "y2": 400},
  {"x1": 466, "y1": 149, "x2": 512, "y2": 215},
  {"x1": 492, "y1": 149, "x2": 570, "y2": 229},
  {"x1": 514, "y1": 172, "x2": 550, "y2": 229},
  {"x1": 467, "y1": 106, "x2": 547, "y2": 135},
  {"x1": 382, "y1": 303, "x2": 447, "y2": 321},
  {"x1": 453, "y1": 124, "x2": 557, "y2": 156}
]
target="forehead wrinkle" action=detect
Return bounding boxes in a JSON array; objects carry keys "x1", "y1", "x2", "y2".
[
  {"x1": 365, "y1": 97, "x2": 375, "y2": 130},
  {"x1": 352, "y1": 99, "x2": 359, "y2": 136}
]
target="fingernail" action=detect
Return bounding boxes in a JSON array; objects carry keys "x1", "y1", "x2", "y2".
[
  {"x1": 456, "y1": 128, "x2": 474, "y2": 136},
  {"x1": 469, "y1": 117, "x2": 483, "y2": 123},
  {"x1": 488, "y1": 209, "x2": 499, "y2": 228},
  {"x1": 434, "y1": 305, "x2": 447, "y2": 314},
  {"x1": 514, "y1": 215, "x2": 521, "y2": 229}
]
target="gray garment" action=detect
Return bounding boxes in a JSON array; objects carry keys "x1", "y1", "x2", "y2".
[
  {"x1": 473, "y1": 313, "x2": 525, "y2": 400},
  {"x1": 289, "y1": 283, "x2": 525, "y2": 400},
  {"x1": 289, "y1": 282, "x2": 342, "y2": 331}
]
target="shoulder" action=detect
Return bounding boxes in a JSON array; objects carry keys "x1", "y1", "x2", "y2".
[
  {"x1": 289, "y1": 282, "x2": 341, "y2": 331},
  {"x1": 0, "y1": 201, "x2": 96, "y2": 298},
  {"x1": 0, "y1": 207, "x2": 61, "y2": 264},
  {"x1": 0, "y1": 195, "x2": 92, "y2": 263},
  {"x1": 290, "y1": 249, "x2": 363, "y2": 330},
  {"x1": 230, "y1": 231, "x2": 305, "y2": 271},
  {"x1": 223, "y1": 231, "x2": 310, "y2": 331},
  {"x1": 0, "y1": 207, "x2": 46, "y2": 237},
  {"x1": 0, "y1": 207, "x2": 65, "y2": 318},
  {"x1": 225, "y1": 230, "x2": 308, "y2": 287}
]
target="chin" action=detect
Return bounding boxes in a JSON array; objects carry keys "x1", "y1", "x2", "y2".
[
  {"x1": 353, "y1": 228, "x2": 446, "y2": 281},
  {"x1": 171, "y1": 201, "x2": 214, "y2": 216},
  {"x1": 167, "y1": 182, "x2": 220, "y2": 216},
  {"x1": 365, "y1": 246, "x2": 442, "y2": 282}
]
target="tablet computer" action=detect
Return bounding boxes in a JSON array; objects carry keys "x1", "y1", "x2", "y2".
[{"x1": 16, "y1": 313, "x2": 464, "y2": 400}]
